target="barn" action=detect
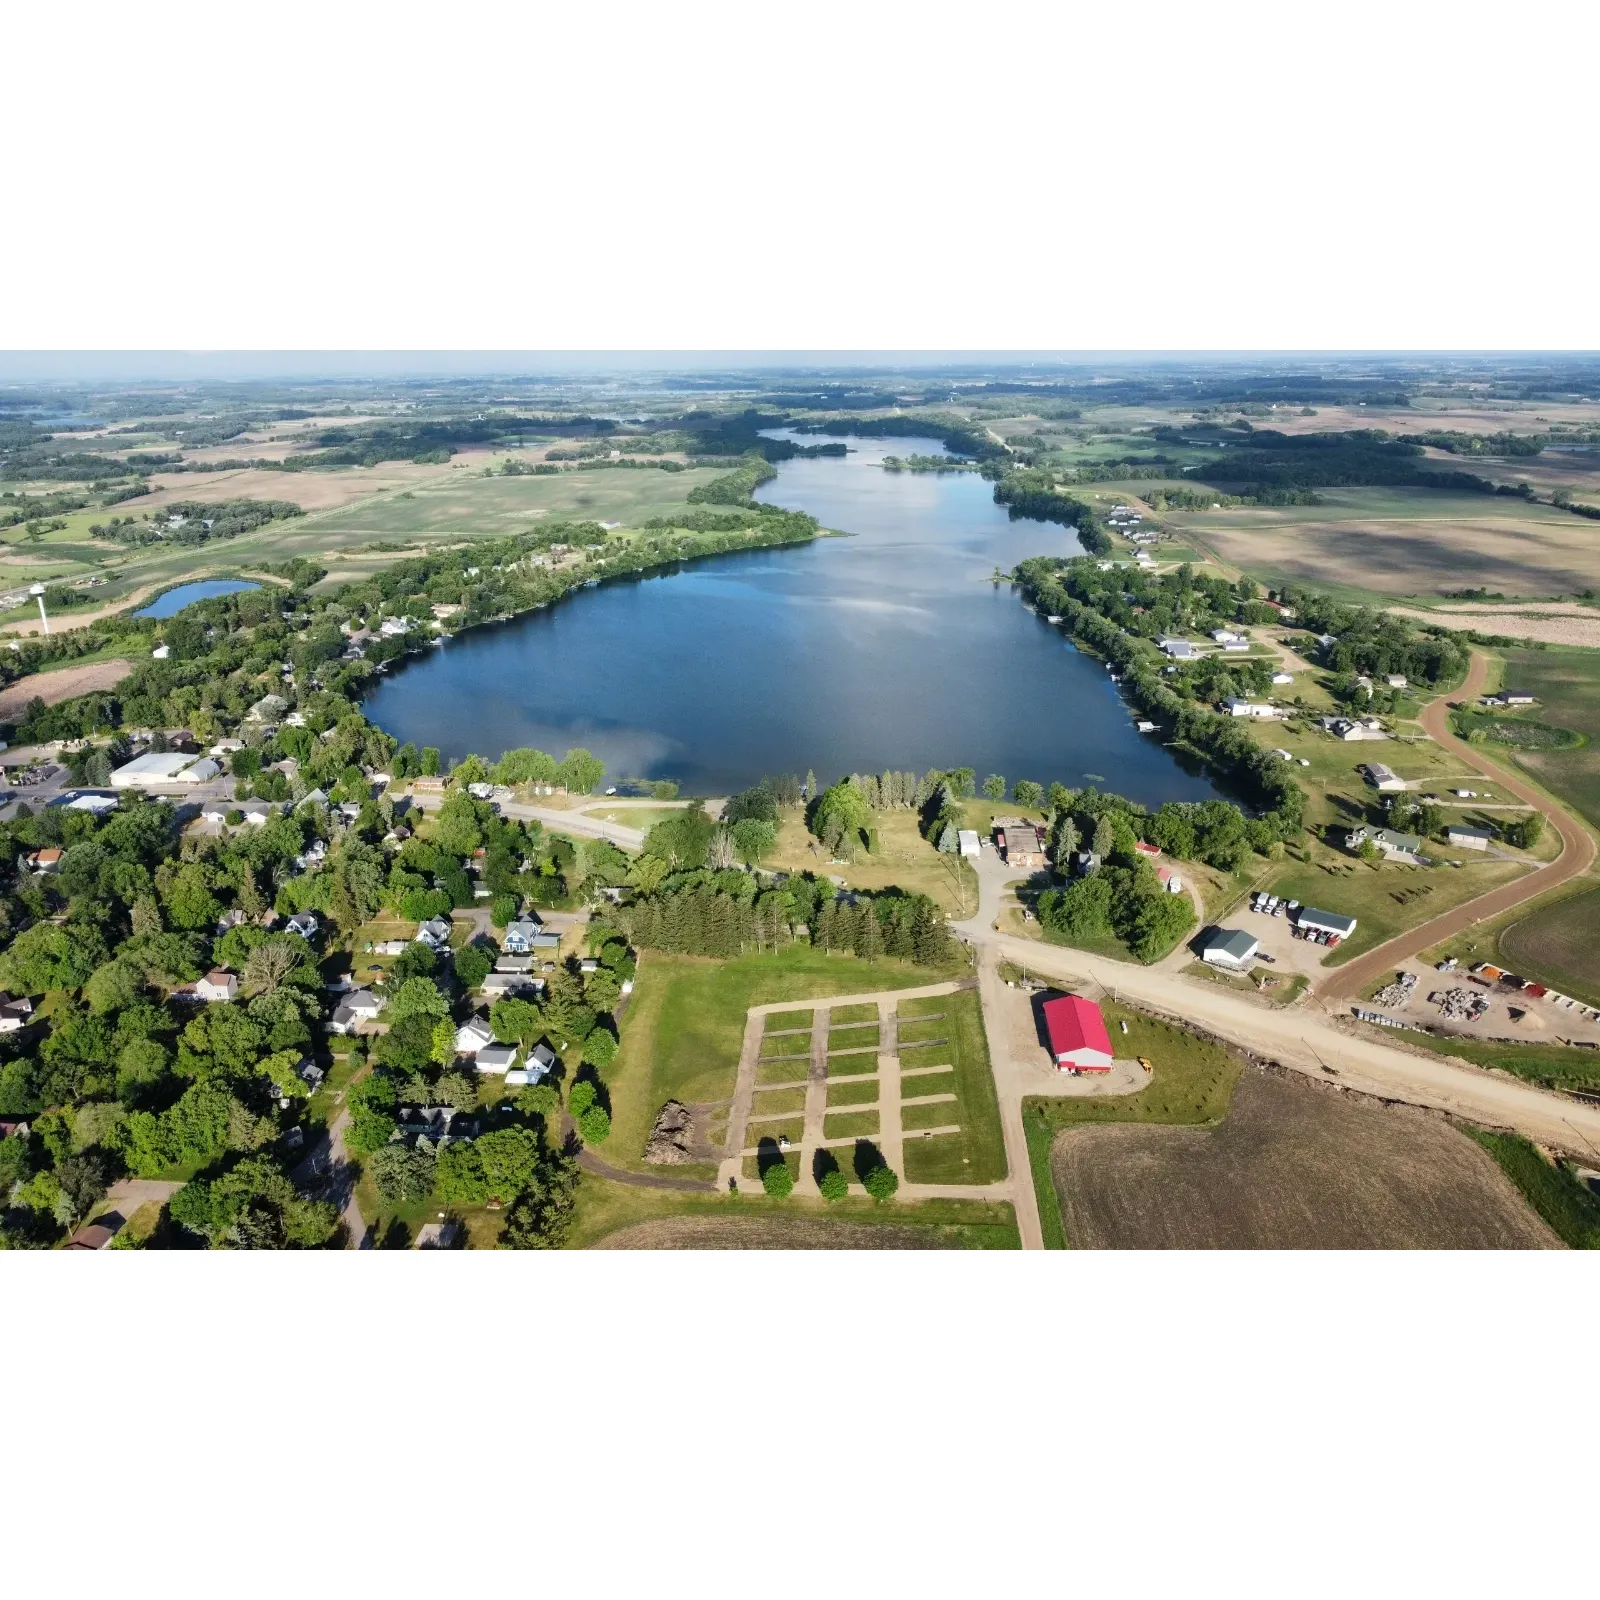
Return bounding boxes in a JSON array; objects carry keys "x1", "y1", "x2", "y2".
[{"x1": 1041, "y1": 994, "x2": 1114, "y2": 1073}]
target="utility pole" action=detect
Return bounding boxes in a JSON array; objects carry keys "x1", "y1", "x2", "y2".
[{"x1": 29, "y1": 583, "x2": 48, "y2": 635}]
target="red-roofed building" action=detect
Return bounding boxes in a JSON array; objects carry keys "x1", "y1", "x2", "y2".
[
  {"x1": 1041, "y1": 994, "x2": 1114, "y2": 1073},
  {"x1": 1133, "y1": 840, "x2": 1161, "y2": 858}
]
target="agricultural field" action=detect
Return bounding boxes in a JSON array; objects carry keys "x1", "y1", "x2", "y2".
[
  {"x1": 1049, "y1": 1069, "x2": 1556, "y2": 1249},
  {"x1": 1499, "y1": 888, "x2": 1600, "y2": 1009},
  {"x1": 1164, "y1": 487, "x2": 1600, "y2": 603},
  {"x1": 1479, "y1": 647, "x2": 1600, "y2": 833}
]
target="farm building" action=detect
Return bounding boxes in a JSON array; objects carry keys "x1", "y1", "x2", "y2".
[
  {"x1": 1363, "y1": 763, "x2": 1407, "y2": 793},
  {"x1": 1446, "y1": 825, "x2": 1493, "y2": 850},
  {"x1": 110, "y1": 752, "x2": 222, "y2": 790},
  {"x1": 1041, "y1": 995, "x2": 1114, "y2": 1073},
  {"x1": 1199, "y1": 928, "x2": 1259, "y2": 970}
]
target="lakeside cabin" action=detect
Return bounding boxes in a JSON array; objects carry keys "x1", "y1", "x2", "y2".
[
  {"x1": 995, "y1": 823, "x2": 1046, "y2": 869},
  {"x1": 1041, "y1": 994, "x2": 1114, "y2": 1073}
]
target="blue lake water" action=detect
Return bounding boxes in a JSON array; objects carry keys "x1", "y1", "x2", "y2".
[
  {"x1": 362, "y1": 435, "x2": 1221, "y2": 803},
  {"x1": 137, "y1": 579, "x2": 262, "y2": 617}
]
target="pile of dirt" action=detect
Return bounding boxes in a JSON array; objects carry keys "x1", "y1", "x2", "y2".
[{"x1": 644, "y1": 1100, "x2": 698, "y2": 1165}]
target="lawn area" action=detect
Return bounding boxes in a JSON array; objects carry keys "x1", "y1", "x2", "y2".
[
  {"x1": 827, "y1": 1051, "x2": 880, "y2": 1077},
  {"x1": 830, "y1": 1002, "x2": 880, "y2": 1024},
  {"x1": 604, "y1": 946, "x2": 966, "y2": 1176},
  {"x1": 902, "y1": 1101, "x2": 958, "y2": 1130},
  {"x1": 903, "y1": 1068, "x2": 955, "y2": 1097},
  {"x1": 824, "y1": 1110, "x2": 880, "y2": 1140},
  {"x1": 765, "y1": 1009, "x2": 814, "y2": 1033},
  {"x1": 762, "y1": 809, "x2": 979, "y2": 916},
  {"x1": 564, "y1": 1179, "x2": 1020, "y2": 1249},
  {"x1": 826, "y1": 1076, "x2": 881, "y2": 1107},
  {"x1": 896, "y1": 1015, "x2": 949, "y2": 1045},
  {"x1": 754, "y1": 1058, "x2": 811, "y2": 1086},
  {"x1": 899, "y1": 989, "x2": 1006, "y2": 1186},
  {"x1": 587, "y1": 804, "x2": 688, "y2": 833},
  {"x1": 750, "y1": 1086, "x2": 807, "y2": 1116},
  {"x1": 828, "y1": 1026, "x2": 880, "y2": 1052},
  {"x1": 1024, "y1": 1003, "x2": 1243, "y2": 1249}
]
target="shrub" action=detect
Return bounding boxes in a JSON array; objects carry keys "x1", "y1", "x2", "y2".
[
  {"x1": 762, "y1": 1161, "x2": 794, "y2": 1197},
  {"x1": 577, "y1": 1105, "x2": 611, "y2": 1143},
  {"x1": 819, "y1": 1168, "x2": 848, "y2": 1202},
  {"x1": 568, "y1": 1079, "x2": 597, "y2": 1117}
]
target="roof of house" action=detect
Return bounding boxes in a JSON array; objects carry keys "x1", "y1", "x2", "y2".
[
  {"x1": 456, "y1": 1016, "x2": 494, "y2": 1043},
  {"x1": 1447, "y1": 825, "x2": 1494, "y2": 841},
  {"x1": 999, "y1": 824, "x2": 1044, "y2": 853},
  {"x1": 1201, "y1": 928, "x2": 1258, "y2": 961},
  {"x1": 1365, "y1": 763, "x2": 1401, "y2": 785},
  {"x1": 1297, "y1": 906, "x2": 1357, "y2": 936},
  {"x1": 202, "y1": 968, "x2": 236, "y2": 987},
  {"x1": 1041, "y1": 995, "x2": 1113, "y2": 1061},
  {"x1": 476, "y1": 1043, "x2": 519, "y2": 1070}
]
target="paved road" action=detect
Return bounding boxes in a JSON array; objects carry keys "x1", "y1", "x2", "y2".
[
  {"x1": 1319, "y1": 651, "x2": 1597, "y2": 1001},
  {"x1": 290, "y1": 1107, "x2": 369, "y2": 1249}
]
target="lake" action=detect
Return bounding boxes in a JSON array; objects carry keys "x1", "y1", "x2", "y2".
[
  {"x1": 362, "y1": 435, "x2": 1221, "y2": 803},
  {"x1": 137, "y1": 579, "x2": 261, "y2": 617}
]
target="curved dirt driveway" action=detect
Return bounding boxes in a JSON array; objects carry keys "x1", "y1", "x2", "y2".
[{"x1": 1319, "y1": 651, "x2": 1597, "y2": 1001}]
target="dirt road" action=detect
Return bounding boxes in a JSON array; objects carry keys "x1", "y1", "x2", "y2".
[{"x1": 1320, "y1": 651, "x2": 1597, "y2": 1000}]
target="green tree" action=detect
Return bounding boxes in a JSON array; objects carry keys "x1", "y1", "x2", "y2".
[
  {"x1": 0, "y1": 923, "x2": 109, "y2": 993},
  {"x1": 387, "y1": 976, "x2": 450, "y2": 1026},
  {"x1": 819, "y1": 1168, "x2": 848, "y2": 1202},
  {"x1": 1013, "y1": 779, "x2": 1044, "y2": 808},
  {"x1": 762, "y1": 1160, "x2": 794, "y2": 1197},
  {"x1": 863, "y1": 1164, "x2": 899, "y2": 1202},
  {"x1": 370, "y1": 1144, "x2": 436, "y2": 1205},
  {"x1": 558, "y1": 747, "x2": 605, "y2": 795},
  {"x1": 453, "y1": 942, "x2": 494, "y2": 989},
  {"x1": 577, "y1": 1104, "x2": 611, "y2": 1143},
  {"x1": 490, "y1": 996, "x2": 542, "y2": 1045},
  {"x1": 982, "y1": 774, "x2": 1006, "y2": 801}
]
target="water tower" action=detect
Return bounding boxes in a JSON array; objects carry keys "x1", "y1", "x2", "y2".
[{"x1": 28, "y1": 583, "x2": 48, "y2": 635}]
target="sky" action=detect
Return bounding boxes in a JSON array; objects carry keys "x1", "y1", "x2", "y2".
[{"x1": 6, "y1": 3, "x2": 1598, "y2": 355}]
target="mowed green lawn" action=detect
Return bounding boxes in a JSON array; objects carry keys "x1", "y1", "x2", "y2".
[
  {"x1": 895, "y1": 990, "x2": 1005, "y2": 1185},
  {"x1": 305, "y1": 466, "x2": 729, "y2": 537},
  {"x1": 605, "y1": 948, "x2": 967, "y2": 1176}
]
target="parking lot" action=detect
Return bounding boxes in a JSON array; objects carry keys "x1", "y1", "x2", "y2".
[{"x1": 1230, "y1": 892, "x2": 1342, "y2": 980}]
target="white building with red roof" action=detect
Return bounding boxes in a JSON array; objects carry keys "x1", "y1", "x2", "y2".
[{"x1": 1041, "y1": 994, "x2": 1114, "y2": 1073}]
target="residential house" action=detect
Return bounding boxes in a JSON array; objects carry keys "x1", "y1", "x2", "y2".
[
  {"x1": 1199, "y1": 928, "x2": 1260, "y2": 970},
  {"x1": 1072, "y1": 850, "x2": 1100, "y2": 877},
  {"x1": 1345, "y1": 825, "x2": 1423, "y2": 862},
  {"x1": 494, "y1": 955, "x2": 536, "y2": 974},
  {"x1": 394, "y1": 1105, "x2": 472, "y2": 1143},
  {"x1": 295, "y1": 1057, "x2": 325, "y2": 1091},
  {"x1": 286, "y1": 911, "x2": 319, "y2": 940},
  {"x1": 505, "y1": 1042, "x2": 559, "y2": 1088},
  {"x1": 379, "y1": 616, "x2": 411, "y2": 638},
  {"x1": 1386, "y1": 674, "x2": 1408, "y2": 689},
  {"x1": 1271, "y1": 671, "x2": 1294, "y2": 685},
  {"x1": 1041, "y1": 994, "x2": 1114, "y2": 1072},
  {"x1": 481, "y1": 971, "x2": 545, "y2": 1000},
  {"x1": 454, "y1": 1016, "x2": 495, "y2": 1056},
  {"x1": 1158, "y1": 638, "x2": 1199, "y2": 660},
  {"x1": 1211, "y1": 629, "x2": 1245, "y2": 645},
  {"x1": 196, "y1": 970, "x2": 239, "y2": 1004},
  {"x1": 415, "y1": 915, "x2": 454, "y2": 949},
  {"x1": 1446, "y1": 825, "x2": 1493, "y2": 851},
  {"x1": 501, "y1": 917, "x2": 544, "y2": 955},
  {"x1": 329, "y1": 989, "x2": 385, "y2": 1034},
  {"x1": 25, "y1": 847, "x2": 63, "y2": 873},
  {"x1": 0, "y1": 993, "x2": 32, "y2": 1034},
  {"x1": 1228, "y1": 701, "x2": 1281, "y2": 719},
  {"x1": 246, "y1": 693, "x2": 289, "y2": 724},
  {"x1": 995, "y1": 823, "x2": 1046, "y2": 869},
  {"x1": 475, "y1": 1043, "x2": 519, "y2": 1074},
  {"x1": 1363, "y1": 762, "x2": 1407, "y2": 793}
]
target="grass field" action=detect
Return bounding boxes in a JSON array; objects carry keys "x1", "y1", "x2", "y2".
[
  {"x1": 897, "y1": 990, "x2": 1005, "y2": 1184},
  {"x1": 1165, "y1": 487, "x2": 1600, "y2": 602},
  {"x1": 1261, "y1": 852, "x2": 1533, "y2": 965},
  {"x1": 573, "y1": 1190, "x2": 1020, "y2": 1250},
  {"x1": 764, "y1": 811, "x2": 979, "y2": 916},
  {"x1": 604, "y1": 946, "x2": 966, "y2": 1175}
]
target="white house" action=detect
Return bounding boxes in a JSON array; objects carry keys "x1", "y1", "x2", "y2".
[
  {"x1": 454, "y1": 1016, "x2": 495, "y2": 1056},
  {"x1": 1386, "y1": 674, "x2": 1408, "y2": 689},
  {"x1": 1228, "y1": 701, "x2": 1281, "y2": 719},
  {"x1": 196, "y1": 969, "x2": 239, "y2": 1004},
  {"x1": 1271, "y1": 671, "x2": 1294, "y2": 685},
  {"x1": 414, "y1": 915, "x2": 453, "y2": 949},
  {"x1": 379, "y1": 616, "x2": 411, "y2": 637},
  {"x1": 151, "y1": 644, "x2": 170, "y2": 660},
  {"x1": 501, "y1": 917, "x2": 543, "y2": 954},
  {"x1": 1199, "y1": 929, "x2": 1259, "y2": 970},
  {"x1": 475, "y1": 1043, "x2": 519, "y2": 1074},
  {"x1": 957, "y1": 829, "x2": 981, "y2": 858},
  {"x1": 286, "y1": 911, "x2": 319, "y2": 940},
  {"x1": 329, "y1": 989, "x2": 384, "y2": 1034}
]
